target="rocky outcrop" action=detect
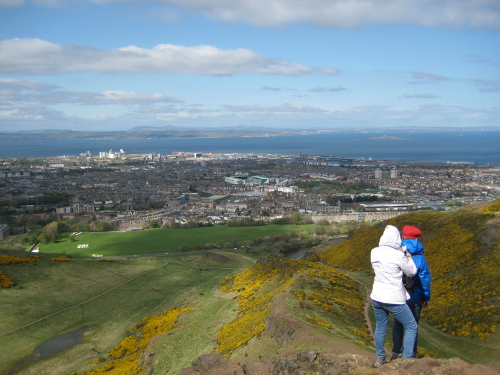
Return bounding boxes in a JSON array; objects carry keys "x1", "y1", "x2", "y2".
[
  {"x1": 202, "y1": 251, "x2": 237, "y2": 263},
  {"x1": 179, "y1": 350, "x2": 500, "y2": 375}
]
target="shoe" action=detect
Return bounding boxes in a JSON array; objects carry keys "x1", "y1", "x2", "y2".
[
  {"x1": 390, "y1": 353, "x2": 402, "y2": 362},
  {"x1": 373, "y1": 357, "x2": 386, "y2": 367}
]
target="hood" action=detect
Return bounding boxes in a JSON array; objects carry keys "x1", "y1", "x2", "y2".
[
  {"x1": 402, "y1": 239, "x2": 425, "y2": 255},
  {"x1": 378, "y1": 225, "x2": 402, "y2": 251}
]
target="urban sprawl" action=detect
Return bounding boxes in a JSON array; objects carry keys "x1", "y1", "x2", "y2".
[{"x1": 1, "y1": 149, "x2": 500, "y2": 236}]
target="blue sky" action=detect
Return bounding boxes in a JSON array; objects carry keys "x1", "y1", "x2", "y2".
[{"x1": 0, "y1": 0, "x2": 499, "y2": 132}]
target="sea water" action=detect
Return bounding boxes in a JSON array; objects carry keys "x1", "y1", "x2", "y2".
[{"x1": 0, "y1": 131, "x2": 499, "y2": 164}]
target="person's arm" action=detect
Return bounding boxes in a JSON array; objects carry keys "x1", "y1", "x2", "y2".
[
  {"x1": 401, "y1": 255, "x2": 417, "y2": 277},
  {"x1": 419, "y1": 258, "x2": 431, "y2": 302}
]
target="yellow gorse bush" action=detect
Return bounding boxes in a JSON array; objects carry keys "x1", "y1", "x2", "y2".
[
  {"x1": 316, "y1": 200, "x2": 500, "y2": 339},
  {"x1": 0, "y1": 254, "x2": 40, "y2": 265},
  {"x1": 0, "y1": 271, "x2": 15, "y2": 288},
  {"x1": 51, "y1": 257, "x2": 74, "y2": 262},
  {"x1": 82, "y1": 307, "x2": 190, "y2": 375},
  {"x1": 0, "y1": 254, "x2": 40, "y2": 287},
  {"x1": 305, "y1": 317, "x2": 333, "y2": 329},
  {"x1": 217, "y1": 258, "x2": 368, "y2": 354}
]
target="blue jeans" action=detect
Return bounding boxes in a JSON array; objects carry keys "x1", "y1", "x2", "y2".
[
  {"x1": 392, "y1": 300, "x2": 423, "y2": 358},
  {"x1": 372, "y1": 299, "x2": 418, "y2": 359}
]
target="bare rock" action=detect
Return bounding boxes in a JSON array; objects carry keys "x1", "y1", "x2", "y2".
[{"x1": 179, "y1": 350, "x2": 500, "y2": 375}]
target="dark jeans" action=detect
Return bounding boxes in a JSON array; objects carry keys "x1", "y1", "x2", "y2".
[{"x1": 392, "y1": 300, "x2": 423, "y2": 358}]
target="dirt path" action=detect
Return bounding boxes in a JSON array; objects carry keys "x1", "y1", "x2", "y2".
[{"x1": 0, "y1": 261, "x2": 170, "y2": 337}]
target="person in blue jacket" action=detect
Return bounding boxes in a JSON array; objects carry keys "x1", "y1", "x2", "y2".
[{"x1": 392, "y1": 225, "x2": 431, "y2": 360}]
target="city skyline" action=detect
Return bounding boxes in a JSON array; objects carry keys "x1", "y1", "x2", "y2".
[{"x1": 0, "y1": 0, "x2": 499, "y2": 132}]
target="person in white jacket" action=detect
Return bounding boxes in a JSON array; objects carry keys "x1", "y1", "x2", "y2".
[{"x1": 370, "y1": 225, "x2": 418, "y2": 366}]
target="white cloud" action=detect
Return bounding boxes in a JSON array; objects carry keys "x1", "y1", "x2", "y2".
[
  {"x1": 0, "y1": 38, "x2": 329, "y2": 76},
  {"x1": 166, "y1": 0, "x2": 500, "y2": 28},
  {"x1": 4, "y1": 0, "x2": 498, "y2": 28},
  {"x1": 4, "y1": 0, "x2": 497, "y2": 29}
]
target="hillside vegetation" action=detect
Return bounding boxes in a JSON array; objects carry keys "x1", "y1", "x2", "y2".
[
  {"x1": 315, "y1": 200, "x2": 500, "y2": 341},
  {"x1": 1, "y1": 201, "x2": 499, "y2": 374}
]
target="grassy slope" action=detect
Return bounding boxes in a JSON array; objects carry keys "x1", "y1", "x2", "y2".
[
  {"x1": 3, "y1": 206, "x2": 499, "y2": 374},
  {"x1": 0, "y1": 251, "x2": 255, "y2": 375},
  {"x1": 37, "y1": 224, "x2": 313, "y2": 256}
]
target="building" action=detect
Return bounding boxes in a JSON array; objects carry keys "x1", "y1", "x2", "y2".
[
  {"x1": 0, "y1": 224, "x2": 10, "y2": 240},
  {"x1": 375, "y1": 168, "x2": 382, "y2": 179},
  {"x1": 391, "y1": 168, "x2": 398, "y2": 179}
]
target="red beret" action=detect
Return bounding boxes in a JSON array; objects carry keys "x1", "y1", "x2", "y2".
[{"x1": 402, "y1": 225, "x2": 422, "y2": 239}]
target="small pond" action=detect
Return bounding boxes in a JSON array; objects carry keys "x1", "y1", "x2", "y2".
[{"x1": 35, "y1": 328, "x2": 86, "y2": 359}]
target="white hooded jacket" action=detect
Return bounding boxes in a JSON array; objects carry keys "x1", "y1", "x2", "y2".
[{"x1": 370, "y1": 225, "x2": 417, "y2": 304}]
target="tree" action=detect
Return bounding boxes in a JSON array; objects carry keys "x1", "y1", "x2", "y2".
[
  {"x1": 57, "y1": 221, "x2": 68, "y2": 233},
  {"x1": 150, "y1": 220, "x2": 159, "y2": 228},
  {"x1": 292, "y1": 212, "x2": 303, "y2": 225},
  {"x1": 314, "y1": 225, "x2": 326, "y2": 235},
  {"x1": 140, "y1": 221, "x2": 149, "y2": 230},
  {"x1": 26, "y1": 216, "x2": 37, "y2": 230}
]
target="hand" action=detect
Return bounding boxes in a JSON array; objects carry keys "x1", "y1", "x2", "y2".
[
  {"x1": 405, "y1": 251, "x2": 412, "y2": 258},
  {"x1": 423, "y1": 301, "x2": 429, "y2": 308}
]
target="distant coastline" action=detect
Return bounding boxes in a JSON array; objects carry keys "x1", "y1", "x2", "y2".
[
  {"x1": 369, "y1": 135, "x2": 410, "y2": 140},
  {"x1": 1, "y1": 126, "x2": 499, "y2": 142}
]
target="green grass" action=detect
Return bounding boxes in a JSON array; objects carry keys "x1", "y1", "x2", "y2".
[
  {"x1": 36, "y1": 224, "x2": 312, "y2": 256},
  {"x1": 0, "y1": 250, "x2": 254, "y2": 375}
]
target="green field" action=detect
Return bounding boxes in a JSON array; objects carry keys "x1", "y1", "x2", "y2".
[
  {"x1": 0, "y1": 249, "x2": 257, "y2": 375},
  {"x1": 37, "y1": 224, "x2": 313, "y2": 257}
]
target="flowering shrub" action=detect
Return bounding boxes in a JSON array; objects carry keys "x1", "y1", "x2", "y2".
[
  {"x1": 217, "y1": 258, "x2": 369, "y2": 354},
  {"x1": 51, "y1": 257, "x2": 74, "y2": 262},
  {"x1": 0, "y1": 254, "x2": 40, "y2": 265},
  {"x1": 0, "y1": 254, "x2": 40, "y2": 287},
  {"x1": 0, "y1": 271, "x2": 15, "y2": 288},
  {"x1": 305, "y1": 317, "x2": 333, "y2": 329},
  {"x1": 84, "y1": 307, "x2": 190, "y2": 375},
  {"x1": 316, "y1": 200, "x2": 500, "y2": 340}
]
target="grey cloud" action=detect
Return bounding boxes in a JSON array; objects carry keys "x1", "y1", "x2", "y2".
[
  {"x1": 403, "y1": 93, "x2": 440, "y2": 99},
  {"x1": 0, "y1": 38, "x2": 330, "y2": 76},
  {"x1": 223, "y1": 103, "x2": 326, "y2": 113},
  {"x1": 0, "y1": 101, "x2": 71, "y2": 122},
  {"x1": 261, "y1": 86, "x2": 283, "y2": 91},
  {"x1": 308, "y1": 86, "x2": 346, "y2": 93},
  {"x1": 0, "y1": 78, "x2": 183, "y2": 105},
  {"x1": 260, "y1": 86, "x2": 296, "y2": 92},
  {"x1": 411, "y1": 71, "x2": 450, "y2": 83},
  {"x1": 471, "y1": 79, "x2": 500, "y2": 93},
  {"x1": 0, "y1": 78, "x2": 61, "y2": 100}
]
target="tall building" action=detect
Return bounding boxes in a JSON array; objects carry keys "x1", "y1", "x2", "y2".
[
  {"x1": 391, "y1": 168, "x2": 398, "y2": 179},
  {"x1": 375, "y1": 168, "x2": 382, "y2": 179}
]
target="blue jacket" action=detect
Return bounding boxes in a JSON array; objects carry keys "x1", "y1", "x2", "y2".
[{"x1": 402, "y1": 239, "x2": 431, "y2": 302}]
